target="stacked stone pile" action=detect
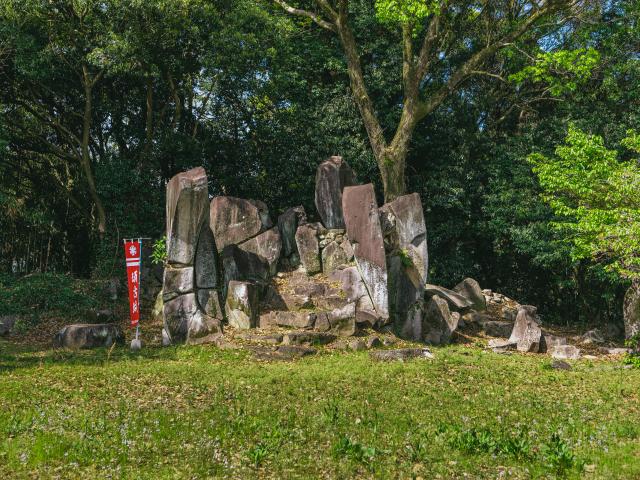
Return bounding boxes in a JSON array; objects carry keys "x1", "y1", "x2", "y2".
[{"x1": 47, "y1": 155, "x2": 629, "y2": 356}]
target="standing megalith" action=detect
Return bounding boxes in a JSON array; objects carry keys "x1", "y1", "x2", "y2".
[
  {"x1": 315, "y1": 156, "x2": 355, "y2": 229},
  {"x1": 342, "y1": 184, "x2": 388, "y2": 318},
  {"x1": 163, "y1": 167, "x2": 222, "y2": 345},
  {"x1": 379, "y1": 193, "x2": 429, "y2": 339}
]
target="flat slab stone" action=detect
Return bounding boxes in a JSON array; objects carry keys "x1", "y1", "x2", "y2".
[
  {"x1": 282, "y1": 331, "x2": 337, "y2": 346},
  {"x1": 370, "y1": 348, "x2": 434, "y2": 362},
  {"x1": 424, "y1": 285, "x2": 473, "y2": 312},
  {"x1": 236, "y1": 332, "x2": 284, "y2": 345},
  {"x1": 315, "y1": 156, "x2": 355, "y2": 229},
  {"x1": 488, "y1": 338, "x2": 517, "y2": 353},
  {"x1": 259, "y1": 311, "x2": 316, "y2": 329},
  {"x1": 53, "y1": 323, "x2": 123, "y2": 350}
]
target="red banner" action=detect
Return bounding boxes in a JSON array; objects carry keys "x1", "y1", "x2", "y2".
[{"x1": 124, "y1": 240, "x2": 142, "y2": 327}]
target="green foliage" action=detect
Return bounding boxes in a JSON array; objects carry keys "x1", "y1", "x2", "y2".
[
  {"x1": 374, "y1": 0, "x2": 439, "y2": 24},
  {"x1": 543, "y1": 432, "x2": 581, "y2": 474},
  {"x1": 624, "y1": 334, "x2": 640, "y2": 368},
  {"x1": 530, "y1": 126, "x2": 640, "y2": 278},
  {"x1": 151, "y1": 236, "x2": 167, "y2": 266},
  {"x1": 509, "y1": 49, "x2": 600, "y2": 96},
  {"x1": 332, "y1": 435, "x2": 378, "y2": 465},
  {"x1": 0, "y1": 273, "x2": 100, "y2": 318}
]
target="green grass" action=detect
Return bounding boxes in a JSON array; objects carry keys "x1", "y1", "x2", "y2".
[{"x1": 1, "y1": 340, "x2": 639, "y2": 479}]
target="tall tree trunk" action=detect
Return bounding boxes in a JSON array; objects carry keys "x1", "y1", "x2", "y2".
[{"x1": 81, "y1": 65, "x2": 107, "y2": 236}]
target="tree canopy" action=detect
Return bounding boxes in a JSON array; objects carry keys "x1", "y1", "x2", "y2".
[{"x1": 0, "y1": 0, "x2": 638, "y2": 325}]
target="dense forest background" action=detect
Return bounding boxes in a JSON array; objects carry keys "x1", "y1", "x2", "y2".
[{"x1": 0, "y1": 0, "x2": 638, "y2": 326}]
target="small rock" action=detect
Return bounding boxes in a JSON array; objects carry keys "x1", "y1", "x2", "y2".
[
  {"x1": 551, "y1": 360, "x2": 572, "y2": 370},
  {"x1": 604, "y1": 347, "x2": 632, "y2": 355},
  {"x1": 366, "y1": 337, "x2": 383, "y2": 349},
  {"x1": 581, "y1": 329, "x2": 605, "y2": 344},
  {"x1": 370, "y1": 348, "x2": 434, "y2": 361},
  {"x1": 130, "y1": 338, "x2": 143, "y2": 352},
  {"x1": 276, "y1": 345, "x2": 316, "y2": 358},
  {"x1": 0, "y1": 315, "x2": 18, "y2": 336}
]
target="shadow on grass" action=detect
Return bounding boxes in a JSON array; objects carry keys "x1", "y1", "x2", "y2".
[{"x1": 0, "y1": 339, "x2": 246, "y2": 373}]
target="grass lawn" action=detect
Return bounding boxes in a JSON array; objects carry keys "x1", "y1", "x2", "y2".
[{"x1": 1, "y1": 338, "x2": 639, "y2": 479}]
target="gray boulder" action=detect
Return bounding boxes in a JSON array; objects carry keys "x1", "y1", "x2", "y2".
[
  {"x1": 453, "y1": 278, "x2": 486, "y2": 311},
  {"x1": 550, "y1": 345, "x2": 581, "y2": 360},
  {"x1": 480, "y1": 320, "x2": 514, "y2": 338},
  {"x1": 225, "y1": 281, "x2": 261, "y2": 330},
  {"x1": 163, "y1": 293, "x2": 222, "y2": 344},
  {"x1": 210, "y1": 196, "x2": 269, "y2": 250},
  {"x1": 163, "y1": 266, "x2": 194, "y2": 300},
  {"x1": 424, "y1": 284, "x2": 473, "y2": 312},
  {"x1": 327, "y1": 303, "x2": 357, "y2": 336},
  {"x1": 0, "y1": 315, "x2": 17, "y2": 336},
  {"x1": 315, "y1": 156, "x2": 356, "y2": 229},
  {"x1": 508, "y1": 305, "x2": 543, "y2": 353},
  {"x1": 342, "y1": 184, "x2": 388, "y2": 317},
  {"x1": 53, "y1": 323, "x2": 123, "y2": 349},
  {"x1": 321, "y1": 240, "x2": 350, "y2": 275},
  {"x1": 238, "y1": 227, "x2": 282, "y2": 276},
  {"x1": 422, "y1": 295, "x2": 459, "y2": 345},
  {"x1": 277, "y1": 206, "x2": 307, "y2": 259},
  {"x1": 295, "y1": 222, "x2": 323, "y2": 275},
  {"x1": 163, "y1": 167, "x2": 223, "y2": 345}
]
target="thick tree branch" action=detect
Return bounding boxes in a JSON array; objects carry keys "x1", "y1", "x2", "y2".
[{"x1": 273, "y1": 0, "x2": 336, "y2": 31}]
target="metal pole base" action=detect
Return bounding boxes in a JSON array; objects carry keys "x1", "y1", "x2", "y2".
[{"x1": 130, "y1": 338, "x2": 142, "y2": 351}]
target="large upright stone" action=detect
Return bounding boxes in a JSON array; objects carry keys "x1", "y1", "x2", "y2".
[
  {"x1": 163, "y1": 167, "x2": 223, "y2": 345},
  {"x1": 315, "y1": 156, "x2": 355, "y2": 229},
  {"x1": 379, "y1": 193, "x2": 429, "y2": 336},
  {"x1": 166, "y1": 167, "x2": 210, "y2": 265},
  {"x1": 623, "y1": 281, "x2": 640, "y2": 341},
  {"x1": 342, "y1": 184, "x2": 388, "y2": 317},
  {"x1": 295, "y1": 222, "x2": 323, "y2": 275},
  {"x1": 210, "y1": 196, "x2": 271, "y2": 250},
  {"x1": 277, "y1": 206, "x2": 307, "y2": 259}
]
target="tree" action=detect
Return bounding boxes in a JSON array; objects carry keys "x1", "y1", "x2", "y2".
[
  {"x1": 530, "y1": 126, "x2": 640, "y2": 279},
  {"x1": 272, "y1": 0, "x2": 596, "y2": 201}
]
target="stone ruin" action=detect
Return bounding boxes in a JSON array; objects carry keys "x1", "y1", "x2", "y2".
[
  {"x1": 152, "y1": 157, "x2": 635, "y2": 361},
  {"x1": 159, "y1": 156, "x2": 443, "y2": 347}
]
